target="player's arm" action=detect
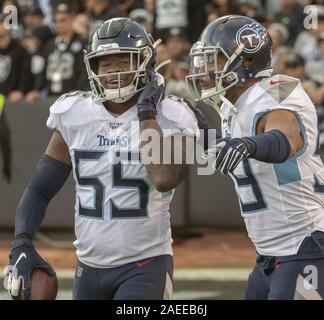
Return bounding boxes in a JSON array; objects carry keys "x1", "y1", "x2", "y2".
[
  {"x1": 140, "y1": 119, "x2": 189, "y2": 192},
  {"x1": 255, "y1": 109, "x2": 304, "y2": 157},
  {"x1": 137, "y1": 71, "x2": 191, "y2": 192},
  {"x1": 6, "y1": 131, "x2": 72, "y2": 300},
  {"x1": 15, "y1": 130, "x2": 72, "y2": 237},
  {"x1": 214, "y1": 109, "x2": 304, "y2": 174}
]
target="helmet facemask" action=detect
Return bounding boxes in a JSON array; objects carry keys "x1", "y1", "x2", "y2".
[
  {"x1": 186, "y1": 42, "x2": 244, "y2": 106},
  {"x1": 84, "y1": 46, "x2": 153, "y2": 103}
]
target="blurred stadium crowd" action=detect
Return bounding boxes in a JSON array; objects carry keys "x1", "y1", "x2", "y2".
[
  {"x1": 0, "y1": 0, "x2": 323, "y2": 103},
  {"x1": 0, "y1": 0, "x2": 324, "y2": 182}
]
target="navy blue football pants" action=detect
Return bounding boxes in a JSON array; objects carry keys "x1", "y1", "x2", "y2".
[
  {"x1": 244, "y1": 231, "x2": 324, "y2": 300},
  {"x1": 72, "y1": 254, "x2": 173, "y2": 300}
]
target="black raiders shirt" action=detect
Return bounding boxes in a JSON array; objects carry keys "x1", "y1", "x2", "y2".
[
  {"x1": 0, "y1": 39, "x2": 32, "y2": 95},
  {"x1": 42, "y1": 33, "x2": 89, "y2": 96}
]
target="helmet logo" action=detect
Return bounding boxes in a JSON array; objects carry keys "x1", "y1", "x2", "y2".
[{"x1": 236, "y1": 23, "x2": 267, "y2": 53}]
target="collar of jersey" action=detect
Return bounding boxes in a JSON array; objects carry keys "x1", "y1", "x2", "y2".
[
  {"x1": 90, "y1": 99, "x2": 138, "y2": 132},
  {"x1": 232, "y1": 80, "x2": 260, "y2": 110}
]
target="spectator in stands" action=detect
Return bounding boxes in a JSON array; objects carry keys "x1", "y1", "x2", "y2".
[
  {"x1": 41, "y1": 4, "x2": 89, "y2": 96},
  {"x1": 144, "y1": 0, "x2": 155, "y2": 15},
  {"x1": 154, "y1": 0, "x2": 207, "y2": 43},
  {"x1": 72, "y1": 12, "x2": 90, "y2": 40},
  {"x1": 206, "y1": 0, "x2": 232, "y2": 23},
  {"x1": 129, "y1": 8, "x2": 153, "y2": 33},
  {"x1": 284, "y1": 51, "x2": 324, "y2": 107},
  {"x1": 23, "y1": 6, "x2": 45, "y2": 33},
  {"x1": 237, "y1": 0, "x2": 265, "y2": 22},
  {"x1": 272, "y1": 46, "x2": 292, "y2": 74},
  {"x1": 268, "y1": 22, "x2": 289, "y2": 69},
  {"x1": 165, "y1": 57, "x2": 190, "y2": 99},
  {"x1": 85, "y1": 0, "x2": 125, "y2": 35},
  {"x1": 165, "y1": 28, "x2": 191, "y2": 61},
  {"x1": 306, "y1": 33, "x2": 324, "y2": 87},
  {"x1": 24, "y1": 25, "x2": 53, "y2": 103},
  {"x1": 0, "y1": 16, "x2": 32, "y2": 103},
  {"x1": 115, "y1": 0, "x2": 136, "y2": 14},
  {"x1": 274, "y1": 0, "x2": 305, "y2": 46},
  {"x1": 294, "y1": 5, "x2": 324, "y2": 63}
]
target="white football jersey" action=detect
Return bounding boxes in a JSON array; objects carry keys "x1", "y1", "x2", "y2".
[
  {"x1": 220, "y1": 74, "x2": 324, "y2": 256},
  {"x1": 47, "y1": 92, "x2": 198, "y2": 268}
]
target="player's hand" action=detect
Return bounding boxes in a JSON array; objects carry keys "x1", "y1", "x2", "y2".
[
  {"x1": 214, "y1": 138, "x2": 250, "y2": 174},
  {"x1": 137, "y1": 69, "x2": 165, "y2": 121},
  {"x1": 4, "y1": 234, "x2": 55, "y2": 300}
]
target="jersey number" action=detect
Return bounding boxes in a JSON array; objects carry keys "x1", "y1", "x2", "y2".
[
  {"x1": 74, "y1": 150, "x2": 149, "y2": 219},
  {"x1": 231, "y1": 159, "x2": 267, "y2": 213}
]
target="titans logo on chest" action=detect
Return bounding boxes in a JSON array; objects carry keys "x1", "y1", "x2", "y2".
[{"x1": 97, "y1": 134, "x2": 128, "y2": 147}]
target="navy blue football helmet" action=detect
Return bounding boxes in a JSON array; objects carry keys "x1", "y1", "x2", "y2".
[
  {"x1": 84, "y1": 17, "x2": 157, "y2": 103},
  {"x1": 186, "y1": 15, "x2": 273, "y2": 106}
]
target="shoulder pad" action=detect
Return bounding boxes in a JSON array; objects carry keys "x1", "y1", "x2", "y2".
[
  {"x1": 50, "y1": 91, "x2": 91, "y2": 114},
  {"x1": 159, "y1": 95, "x2": 195, "y2": 122},
  {"x1": 54, "y1": 91, "x2": 91, "y2": 103},
  {"x1": 259, "y1": 74, "x2": 300, "y2": 103}
]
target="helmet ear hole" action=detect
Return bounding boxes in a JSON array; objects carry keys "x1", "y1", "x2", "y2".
[{"x1": 242, "y1": 58, "x2": 252, "y2": 69}]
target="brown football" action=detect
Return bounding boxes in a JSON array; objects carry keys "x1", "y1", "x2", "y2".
[{"x1": 19, "y1": 268, "x2": 58, "y2": 300}]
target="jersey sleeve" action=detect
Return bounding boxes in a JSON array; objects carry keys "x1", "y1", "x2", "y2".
[
  {"x1": 257, "y1": 74, "x2": 309, "y2": 114},
  {"x1": 251, "y1": 75, "x2": 314, "y2": 135},
  {"x1": 252, "y1": 74, "x2": 318, "y2": 157},
  {"x1": 156, "y1": 95, "x2": 200, "y2": 138}
]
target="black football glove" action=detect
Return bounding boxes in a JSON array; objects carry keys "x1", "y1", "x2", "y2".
[
  {"x1": 4, "y1": 234, "x2": 56, "y2": 300},
  {"x1": 214, "y1": 138, "x2": 250, "y2": 174},
  {"x1": 137, "y1": 69, "x2": 165, "y2": 121}
]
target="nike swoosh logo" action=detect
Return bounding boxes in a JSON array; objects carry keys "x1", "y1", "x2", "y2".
[
  {"x1": 136, "y1": 259, "x2": 153, "y2": 268},
  {"x1": 270, "y1": 80, "x2": 288, "y2": 85},
  {"x1": 14, "y1": 252, "x2": 27, "y2": 268}
]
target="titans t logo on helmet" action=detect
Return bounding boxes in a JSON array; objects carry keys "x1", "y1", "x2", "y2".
[{"x1": 236, "y1": 23, "x2": 267, "y2": 53}]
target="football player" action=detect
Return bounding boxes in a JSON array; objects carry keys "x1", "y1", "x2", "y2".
[
  {"x1": 4, "y1": 18, "x2": 200, "y2": 300},
  {"x1": 186, "y1": 15, "x2": 324, "y2": 299}
]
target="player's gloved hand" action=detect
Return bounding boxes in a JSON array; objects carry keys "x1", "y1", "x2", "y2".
[
  {"x1": 137, "y1": 69, "x2": 165, "y2": 121},
  {"x1": 214, "y1": 138, "x2": 250, "y2": 174},
  {"x1": 4, "y1": 233, "x2": 55, "y2": 300}
]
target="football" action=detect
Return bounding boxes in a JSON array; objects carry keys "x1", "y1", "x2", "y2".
[{"x1": 20, "y1": 268, "x2": 58, "y2": 300}]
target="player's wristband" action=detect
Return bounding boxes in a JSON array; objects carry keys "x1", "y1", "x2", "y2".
[
  {"x1": 12, "y1": 233, "x2": 33, "y2": 248},
  {"x1": 242, "y1": 130, "x2": 291, "y2": 163},
  {"x1": 137, "y1": 110, "x2": 156, "y2": 121}
]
